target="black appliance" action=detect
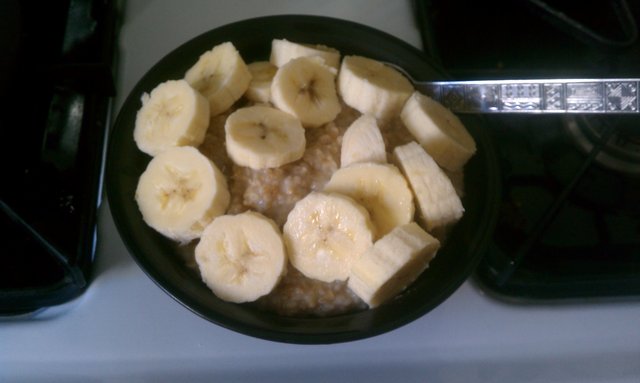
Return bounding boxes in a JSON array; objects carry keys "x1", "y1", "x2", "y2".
[
  {"x1": 415, "y1": 0, "x2": 640, "y2": 300},
  {"x1": 0, "y1": 0, "x2": 118, "y2": 315}
]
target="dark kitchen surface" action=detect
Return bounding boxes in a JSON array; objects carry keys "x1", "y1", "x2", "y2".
[
  {"x1": 415, "y1": 0, "x2": 640, "y2": 78},
  {"x1": 415, "y1": 0, "x2": 640, "y2": 301},
  {"x1": 0, "y1": 0, "x2": 118, "y2": 314}
]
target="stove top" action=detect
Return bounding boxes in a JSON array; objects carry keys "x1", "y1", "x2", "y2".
[
  {"x1": 416, "y1": 0, "x2": 640, "y2": 78},
  {"x1": 476, "y1": 114, "x2": 640, "y2": 300},
  {"x1": 416, "y1": 0, "x2": 640, "y2": 300}
]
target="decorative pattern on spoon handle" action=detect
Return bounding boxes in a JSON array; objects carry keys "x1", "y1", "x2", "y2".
[{"x1": 418, "y1": 79, "x2": 640, "y2": 114}]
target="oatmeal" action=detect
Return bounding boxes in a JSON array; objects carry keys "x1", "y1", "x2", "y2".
[{"x1": 196, "y1": 100, "x2": 416, "y2": 317}]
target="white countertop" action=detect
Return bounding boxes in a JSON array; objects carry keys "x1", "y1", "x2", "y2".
[{"x1": 2, "y1": 1, "x2": 640, "y2": 382}]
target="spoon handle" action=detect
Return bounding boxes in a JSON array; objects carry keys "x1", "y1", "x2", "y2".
[{"x1": 417, "y1": 79, "x2": 639, "y2": 114}]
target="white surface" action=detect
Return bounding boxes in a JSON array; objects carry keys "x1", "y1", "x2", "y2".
[{"x1": 2, "y1": 1, "x2": 640, "y2": 382}]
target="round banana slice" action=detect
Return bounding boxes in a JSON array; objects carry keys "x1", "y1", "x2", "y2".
[
  {"x1": 245, "y1": 61, "x2": 278, "y2": 103},
  {"x1": 225, "y1": 105, "x2": 306, "y2": 169},
  {"x1": 135, "y1": 146, "x2": 230, "y2": 242},
  {"x1": 283, "y1": 192, "x2": 375, "y2": 283},
  {"x1": 270, "y1": 56, "x2": 341, "y2": 128},
  {"x1": 338, "y1": 55, "x2": 414, "y2": 121},
  {"x1": 133, "y1": 79, "x2": 210, "y2": 157},
  {"x1": 324, "y1": 162, "x2": 415, "y2": 238},
  {"x1": 195, "y1": 211, "x2": 287, "y2": 303},
  {"x1": 348, "y1": 222, "x2": 440, "y2": 308},
  {"x1": 401, "y1": 91, "x2": 477, "y2": 171},
  {"x1": 269, "y1": 38, "x2": 341, "y2": 70},
  {"x1": 184, "y1": 41, "x2": 252, "y2": 116}
]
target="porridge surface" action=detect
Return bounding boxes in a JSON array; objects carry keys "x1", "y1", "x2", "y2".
[{"x1": 197, "y1": 100, "x2": 417, "y2": 316}]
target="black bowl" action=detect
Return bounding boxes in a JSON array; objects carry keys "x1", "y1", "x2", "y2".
[{"x1": 106, "y1": 15, "x2": 500, "y2": 344}]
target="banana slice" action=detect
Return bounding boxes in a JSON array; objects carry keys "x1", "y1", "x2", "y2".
[
  {"x1": 225, "y1": 105, "x2": 306, "y2": 169},
  {"x1": 133, "y1": 79, "x2": 210, "y2": 157},
  {"x1": 245, "y1": 61, "x2": 277, "y2": 103},
  {"x1": 338, "y1": 55, "x2": 414, "y2": 121},
  {"x1": 340, "y1": 114, "x2": 387, "y2": 167},
  {"x1": 270, "y1": 56, "x2": 341, "y2": 128},
  {"x1": 283, "y1": 192, "x2": 375, "y2": 283},
  {"x1": 324, "y1": 162, "x2": 414, "y2": 238},
  {"x1": 135, "y1": 146, "x2": 230, "y2": 242},
  {"x1": 401, "y1": 91, "x2": 477, "y2": 172},
  {"x1": 444, "y1": 168, "x2": 465, "y2": 197},
  {"x1": 394, "y1": 141, "x2": 464, "y2": 231},
  {"x1": 348, "y1": 222, "x2": 440, "y2": 308},
  {"x1": 270, "y1": 38, "x2": 341, "y2": 69},
  {"x1": 195, "y1": 211, "x2": 287, "y2": 303},
  {"x1": 184, "y1": 42, "x2": 252, "y2": 116}
]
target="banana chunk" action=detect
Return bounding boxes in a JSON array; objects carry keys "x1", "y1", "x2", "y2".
[
  {"x1": 185, "y1": 42, "x2": 252, "y2": 116},
  {"x1": 324, "y1": 162, "x2": 414, "y2": 238},
  {"x1": 394, "y1": 141, "x2": 464, "y2": 231},
  {"x1": 135, "y1": 146, "x2": 230, "y2": 242},
  {"x1": 283, "y1": 192, "x2": 375, "y2": 283},
  {"x1": 270, "y1": 56, "x2": 341, "y2": 128},
  {"x1": 401, "y1": 91, "x2": 476, "y2": 172},
  {"x1": 338, "y1": 55, "x2": 414, "y2": 121},
  {"x1": 270, "y1": 38, "x2": 341, "y2": 69},
  {"x1": 245, "y1": 61, "x2": 277, "y2": 103},
  {"x1": 133, "y1": 79, "x2": 210, "y2": 157},
  {"x1": 225, "y1": 105, "x2": 306, "y2": 169},
  {"x1": 340, "y1": 114, "x2": 387, "y2": 167},
  {"x1": 348, "y1": 222, "x2": 440, "y2": 308},
  {"x1": 195, "y1": 211, "x2": 287, "y2": 303}
]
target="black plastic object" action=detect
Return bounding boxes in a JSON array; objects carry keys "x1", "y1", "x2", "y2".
[
  {"x1": 106, "y1": 15, "x2": 500, "y2": 344},
  {"x1": 415, "y1": 0, "x2": 640, "y2": 79},
  {"x1": 525, "y1": 0, "x2": 638, "y2": 49},
  {"x1": 0, "y1": 0, "x2": 117, "y2": 315}
]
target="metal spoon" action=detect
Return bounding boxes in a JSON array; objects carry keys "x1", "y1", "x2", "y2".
[{"x1": 386, "y1": 63, "x2": 640, "y2": 114}]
